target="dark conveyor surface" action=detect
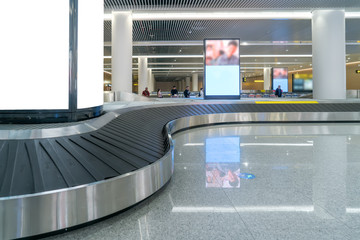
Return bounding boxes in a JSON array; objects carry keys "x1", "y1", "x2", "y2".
[{"x1": 1, "y1": 102, "x2": 360, "y2": 198}]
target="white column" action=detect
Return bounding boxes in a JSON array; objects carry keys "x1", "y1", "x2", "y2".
[
  {"x1": 192, "y1": 73, "x2": 198, "y2": 91},
  {"x1": 147, "y1": 69, "x2": 153, "y2": 92},
  {"x1": 312, "y1": 10, "x2": 346, "y2": 99},
  {"x1": 185, "y1": 76, "x2": 191, "y2": 89},
  {"x1": 112, "y1": 12, "x2": 132, "y2": 94},
  {"x1": 151, "y1": 74, "x2": 156, "y2": 91},
  {"x1": 138, "y1": 57, "x2": 148, "y2": 94},
  {"x1": 178, "y1": 80, "x2": 182, "y2": 90},
  {"x1": 263, "y1": 67, "x2": 271, "y2": 91}
]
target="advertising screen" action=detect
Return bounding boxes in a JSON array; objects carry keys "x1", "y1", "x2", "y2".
[
  {"x1": 272, "y1": 68, "x2": 288, "y2": 92},
  {"x1": 292, "y1": 74, "x2": 313, "y2": 92},
  {"x1": 0, "y1": 0, "x2": 69, "y2": 110},
  {"x1": 204, "y1": 39, "x2": 240, "y2": 99}
]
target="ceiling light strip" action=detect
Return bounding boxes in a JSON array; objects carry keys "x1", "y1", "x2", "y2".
[{"x1": 104, "y1": 12, "x2": 360, "y2": 21}]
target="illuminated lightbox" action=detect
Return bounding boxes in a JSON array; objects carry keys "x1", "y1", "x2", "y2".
[
  {"x1": 0, "y1": 0, "x2": 69, "y2": 110},
  {"x1": 272, "y1": 67, "x2": 289, "y2": 92},
  {"x1": 77, "y1": 0, "x2": 104, "y2": 109},
  {"x1": 204, "y1": 39, "x2": 240, "y2": 99}
]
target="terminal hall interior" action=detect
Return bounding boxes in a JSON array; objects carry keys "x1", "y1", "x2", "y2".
[{"x1": 1, "y1": 1, "x2": 360, "y2": 239}]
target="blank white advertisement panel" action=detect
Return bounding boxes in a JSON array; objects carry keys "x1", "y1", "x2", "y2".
[
  {"x1": 77, "y1": 0, "x2": 104, "y2": 109},
  {"x1": 204, "y1": 39, "x2": 240, "y2": 99},
  {"x1": 0, "y1": 0, "x2": 69, "y2": 110}
]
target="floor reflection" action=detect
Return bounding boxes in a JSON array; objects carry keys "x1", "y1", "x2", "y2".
[{"x1": 48, "y1": 123, "x2": 360, "y2": 240}]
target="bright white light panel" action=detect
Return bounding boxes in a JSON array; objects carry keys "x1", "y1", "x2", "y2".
[
  {"x1": 77, "y1": 0, "x2": 104, "y2": 109},
  {"x1": 0, "y1": 0, "x2": 69, "y2": 110}
]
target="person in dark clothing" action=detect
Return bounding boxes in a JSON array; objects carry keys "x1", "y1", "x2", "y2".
[
  {"x1": 184, "y1": 86, "x2": 191, "y2": 98},
  {"x1": 275, "y1": 85, "x2": 283, "y2": 98},
  {"x1": 171, "y1": 86, "x2": 178, "y2": 97}
]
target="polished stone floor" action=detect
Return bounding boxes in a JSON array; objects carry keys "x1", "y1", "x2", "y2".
[{"x1": 47, "y1": 123, "x2": 360, "y2": 240}]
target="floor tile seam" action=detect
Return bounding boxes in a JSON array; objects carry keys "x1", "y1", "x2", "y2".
[
  {"x1": 219, "y1": 185, "x2": 257, "y2": 240},
  {"x1": 293, "y1": 184, "x2": 354, "y2": 230}
]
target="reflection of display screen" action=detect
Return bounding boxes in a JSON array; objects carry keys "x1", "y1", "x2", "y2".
[
  {"x1": 206, "y1": 137, "x2": 240, "y2": 163},
  {"x1": 293, "y1": 79, "x2": 303, "y2": 90},
  {"x1": 204, "y1": 39, "x2": 240, "y2": 98},
  {"x1": 205, "y1": 137, "x2": 241, "y2": 188},
  {"x1": 272, "y1": 68, "x2": 288, "y2": 92},
  {"x1": 304, "y1": 79, "x2": 313, "y2": 91}
]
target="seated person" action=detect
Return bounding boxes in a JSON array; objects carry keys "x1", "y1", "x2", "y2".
[{"x1": 142, "y1": 87, "x2": 150, "y2": 97}]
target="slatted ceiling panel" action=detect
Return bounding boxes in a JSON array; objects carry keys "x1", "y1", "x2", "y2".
[
  {"x1": 104, "y1": 20, "x2": 112, "y2": 42},
  {"x1": 104, "y1": 0, "x2": 360, "y2": 10},
  {"x1": 107, "y1": 19, "x2": 314, "y2": 42}
]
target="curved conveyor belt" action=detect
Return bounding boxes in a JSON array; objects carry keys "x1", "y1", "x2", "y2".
[{"x1": 1, "y1": 102, "x2": 360, "y2": 239}]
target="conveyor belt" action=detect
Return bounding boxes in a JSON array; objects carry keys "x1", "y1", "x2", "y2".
[
  {"x1": 1, "y1": 101, "x2": 360, "y2": 239},
  {"x1": 1, "y1": 102, "x2": 360, "y2": 198}
]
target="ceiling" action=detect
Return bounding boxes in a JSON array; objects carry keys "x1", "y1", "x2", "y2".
[
  {"x1": 103, "y1": 1, "x2": 360, "y2": 81},
  {"x1": 104, "y1": 0, "x2": 360, "y2": 11}
]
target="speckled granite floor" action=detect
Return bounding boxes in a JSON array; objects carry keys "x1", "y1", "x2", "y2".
[{"x1": 45, "y1": 122, "x2": 360, "y2": 240}]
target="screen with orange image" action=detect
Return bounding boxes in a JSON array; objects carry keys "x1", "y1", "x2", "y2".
[{"x1": 272, "y1": 67, "x2": 288, "y2": 92}]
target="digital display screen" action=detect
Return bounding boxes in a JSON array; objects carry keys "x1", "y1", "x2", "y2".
[
  {"x1": 292, "y1": 74, "x2": 313, "y2": 92},
  {"x1": 204, "y1": 39, "x2": 240, "y2": 99},
  {"x1": 205, "y1": 137, "x2": 241, "y2": 188},
  {"x1": 272, "y1": 68, "x2": 288, "y2": 92}
]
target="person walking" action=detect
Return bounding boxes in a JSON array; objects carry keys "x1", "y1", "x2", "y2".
[
  {"x1": 184, "y1": 86, "x2": 191, "y2": 98},
  {"x1": 170, "y1": 86, "x2": 178, "y2": 97},
  {"x1": 157, "y1": 89, "x2": 163, "y2": 98},
  {"x1": 198, "y1": 88, "x2": 204, "y2": 98}
]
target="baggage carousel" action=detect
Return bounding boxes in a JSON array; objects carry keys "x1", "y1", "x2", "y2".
[{"x1": 1, "y1": 101, "x2": 360, "y2": 239}]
